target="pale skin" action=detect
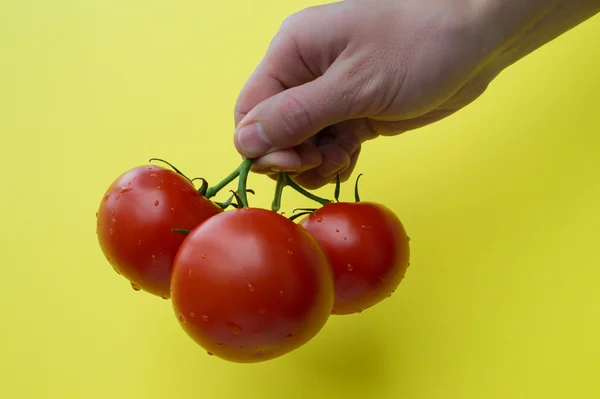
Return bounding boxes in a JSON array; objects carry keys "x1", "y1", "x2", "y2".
[{"x1": 233, "y1": 0, "x2": 600, "y2": 189}]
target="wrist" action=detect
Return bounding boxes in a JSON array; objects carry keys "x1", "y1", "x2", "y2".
[{"x1": 467, "y1": 0, "x2": 560, "y2": 53}]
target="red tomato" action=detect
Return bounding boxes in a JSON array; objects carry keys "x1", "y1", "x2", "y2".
[
  {"x1": 298, "y1": 202, "x2": 410, "y2": 315},
  {"x1": 96, "y1": 165, "x2": 222, "y2": 299},
  {"x1": 170, "y1": 207, "x2": 334, "y2": 363}
]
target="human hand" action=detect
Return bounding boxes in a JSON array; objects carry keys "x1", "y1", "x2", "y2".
[{"x1": 233, "y1": 0, "x2": 599, "y2": 189}]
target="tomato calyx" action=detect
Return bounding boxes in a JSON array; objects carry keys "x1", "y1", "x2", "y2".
[
  {"x1": 287, "y1": 173, "x2": 365, "y2": 221},
  {"x1": 333, "y1": 172, "x2": 364, "y2": 203},
  {"x1": 190, "y1": 177, "x2": 209, "y2": 196},
  {"x1": 149, "y1": 157, "x2": 217, "y2": 199},
  {"x1": 148, "y1": 157, "x2": 193, "y2": 183},
  {"x1": 353, "y1": 173, "x2": 363, "y2": 203}
]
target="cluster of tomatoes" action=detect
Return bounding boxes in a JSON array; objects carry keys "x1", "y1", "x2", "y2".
[{"x1": 96, "y1": 158, "x2": 411, "y2": 363}]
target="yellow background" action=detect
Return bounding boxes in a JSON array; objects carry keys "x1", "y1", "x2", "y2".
[{"x1": 2, "y1": 1, "x2": 599, "y2": 398}]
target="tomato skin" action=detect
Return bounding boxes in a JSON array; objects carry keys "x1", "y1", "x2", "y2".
[
  {"x1": 170, "y1": 208, "x2": 335, "y2": 363},
  {"x1": 299, "y1": 202, "x2": 410, "y2": 315},
  {"x1": 96, "y1": 165, "x2": 222, "y2": 299}
]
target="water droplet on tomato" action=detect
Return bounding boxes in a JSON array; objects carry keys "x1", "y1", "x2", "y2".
[
  {"x1": 109, "y1": 228, "x2": 114, "y2": 235},
  {"x1": 170, "y1": 207, "x2": 175, "y2": 212},
  {"x1": 331, "y1": 310, "x2": 337, "y2": 315},
  {"x1": 288, "y1": 237, "x2": 294, "y2": 242},
  {"x1": 187, "y1": 268, "x2": 192, "y2": 278},
  {"x1": 343, "y1": 237, "x2": 347, "y2": 240},
  {"x1": 201, "y1": 315, "x2": 209, "y2": 322},
  {"x1": 226, "y1": 321, "x2": 243, "y2": 334},
  {"x1": 112, "y1": 218, "x2": 117, "y2": 225},
  {"x1": 336, "y1": 229, "x2": 340, "y2": 233},
  {"x1": 150, "y1": 173, "x2": 158, "y2": 178},
  {"x1": 189, "y1": 312, "x2": 196, "y2": 318},
  {"x1": 157, "y1": 186, "x2": 162, "y2": 190},
  {"x1": 287, "y1": 250, "x2": 294, "y2": 256},
  {"x1": 201, "y1": 254, "x2": 207, "y2": 259},
  {"x1": 361, "y1": 225, "x2": 372, "y2": 230},
  {"x1": 178, "y1": 313, "x2": 187, "y2": 323},
  {"x1": 115, "y1": 195, "x2": 120, "y2": 200},
  {"x1": 407, "y1": 236, "x2": 411, "y2": 242},
  {"x1": 285, "y1": 334, "x2": 294, "y2": 339},
  {"x1": 207, "y1": 351, "x2": 213, "y2": 356},
  {"x1": 131, "y1": 283, "x2": 141, "y2": 291},
  {"x1": 137, "y1": 240, "x2": 142, "y2": 246},
  {"x1": 161, "y1": 295, "x2": 168, "y2": 300},
  {"x1": 279, "y1": 290, "x2": 284, "y2": 298},
  {"x1": 316, "y1": 217, "x2": 323, "y2": 223},
  {"x1": 247, "y1": 283, "x2": 255, "y2": 292},
  {"x1": 154, "y1": 200, "x2": 160, "y2": 206},
  {"x1": 216, "y1": 342, "x2": 224, "y2": 347},
  {"x1": 347, "y1": 264, "x2": 354, "y2": 272},
  {"x1": 95, "y1": 211, "x2": 98, "y2": 217},
  {"x1": 257, "y1": 306, "x2": 266, "y2": 314},
  {"x1": 103, "y1": 194, "x2": 110, "y2": 202},
  {"x1": 112, "y1": 266, "x2": 120, "y2": 275},
  {"x1": 120, "y1": 186, "x2": 133, "y2": 193}
]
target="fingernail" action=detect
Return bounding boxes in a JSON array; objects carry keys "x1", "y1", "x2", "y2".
[{"x1": 236, "y1": 122, "x2": 271, "y2": 158}]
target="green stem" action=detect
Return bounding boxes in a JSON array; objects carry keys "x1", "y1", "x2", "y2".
[
  {"x1": 284, "y1": 174, "x2": 332, "y2": 206},
  {"x1": 271, "y1": 172, "x2": 287, "y2": 212},
  {"x1": 205, "y1": 161, "x2": 244, "y2": 198},
  {"x1": 334, "y1": 174, "x2": 341, "y2": 202},
  {"x1": 236, "y1": 158, "x2": 254, "y2": 207}
]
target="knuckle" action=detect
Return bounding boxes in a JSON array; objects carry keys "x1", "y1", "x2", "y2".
[
  {"x1": 280, "y1": 9, "x2": 304, "y2": 31},
  {"x1": 280, "y1": 5, "x2": 319, "y2": 30}
]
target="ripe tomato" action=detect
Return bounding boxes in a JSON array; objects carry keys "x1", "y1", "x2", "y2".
[
  {"x1": 298, "y1": 202, "x2": 410, "y2": 315},
  {"x1": 96, "y1": 164, "x2": 222, "y2": 299},
  {"x1": 170, "y1": 207, "x2": 334, "y2": 363}
]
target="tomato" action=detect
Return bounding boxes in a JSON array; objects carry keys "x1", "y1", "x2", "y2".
[
  {"x1": 170, "y1": 207, "x2": 334, "y2": 363},
  {"x1": 96, "y1": 164, "x2": 222, "y2": 299},
  {"x1": 298, "y1": 202, "x2": 410, "y2": 315}
]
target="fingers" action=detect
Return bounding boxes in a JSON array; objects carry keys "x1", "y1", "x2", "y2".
[
  {"x1": 233, "y1": 30, "x2": 318, "y2": 128},
  {"x1": 233, "y1": 4, "x2": 347, "y2": 129},
  {"x1": 291, "y1": 143, "x2": 352, "y2": 190},
  {"x1": 233, "y1": 65, "x2": 360, "y2": 159},
  {"x1": 251, "y1": 141, "x2": 322, "y2": 174}
]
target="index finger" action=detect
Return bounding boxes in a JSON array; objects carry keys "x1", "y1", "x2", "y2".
[{"x1": 233, "y1": 28, "x2": 318, "y2": 127}]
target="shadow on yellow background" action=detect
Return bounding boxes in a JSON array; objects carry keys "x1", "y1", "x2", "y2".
[{"x1": 2, "y1": 1, "x2": 599, "y2": 398}]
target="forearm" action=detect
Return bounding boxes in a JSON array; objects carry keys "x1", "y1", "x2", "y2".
[{"x1": 471, "y1": 0, "x2": 600, "y2": 65}]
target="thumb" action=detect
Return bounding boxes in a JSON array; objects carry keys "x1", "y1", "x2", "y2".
[{"x1": 234, "y1": 68, "x2": 359, "y2": 159}]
